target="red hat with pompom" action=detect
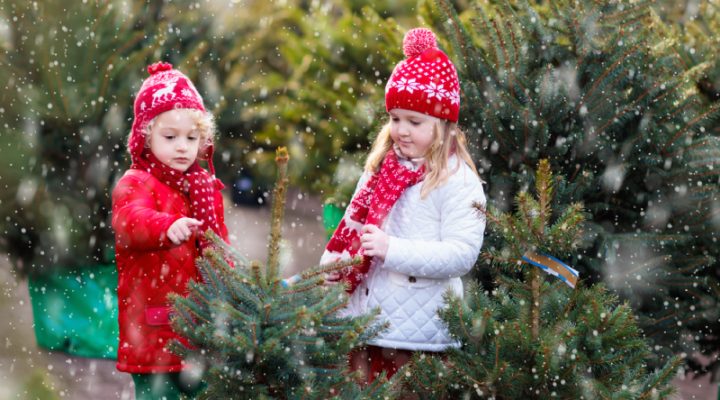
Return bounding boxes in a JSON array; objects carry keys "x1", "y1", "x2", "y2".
[
  {"x1": 385, "y1": 28, "x2": 460, "y2": 122},
  {"x1": 127, "y1": 62, "x2": 209, "y2": 167}
]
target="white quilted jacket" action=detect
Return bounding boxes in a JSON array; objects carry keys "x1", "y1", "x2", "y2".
[{"x1": 342, "y1": 155, "x2": 486, "y2": 351}]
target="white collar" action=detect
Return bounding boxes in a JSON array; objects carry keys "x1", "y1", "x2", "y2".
[{"x1": 393, "y1": 144, "x2": 425, "y2": 170}]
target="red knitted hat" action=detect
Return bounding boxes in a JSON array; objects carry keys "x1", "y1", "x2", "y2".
[
  {"x1": 385, "y1": 28, "x2": 460, "y2": 122},
  {"x1": 127, "y1": 62, "x2": 215, "y2": 172}
]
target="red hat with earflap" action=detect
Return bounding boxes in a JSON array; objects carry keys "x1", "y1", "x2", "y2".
[
  {"x1": 385, "y1": 28, "x2": 461, "y2": 122},
  {"x1": 127, "y1": 62, "x2": 217, "y2": 174}
]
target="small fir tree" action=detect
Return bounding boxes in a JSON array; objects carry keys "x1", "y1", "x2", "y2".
[
  {"x1": 397, "y1": 160, "x2": 680, "y2": 399},
  {"x1": 169, "y1": 148, "x2": 393, "y2": 399}
]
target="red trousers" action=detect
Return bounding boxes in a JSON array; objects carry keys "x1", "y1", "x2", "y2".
[{"x1": 349, "y1": 345, "x2": 415, "y2": 384}]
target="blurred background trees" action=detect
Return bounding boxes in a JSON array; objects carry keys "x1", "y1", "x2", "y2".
[
  {"x1": 0, "y1": 0, "x2": 418, "y2": 276},
  {"x1": 654, "y1": 0, "x2": 720, "y2": 377},
  {"x1": 1, "y1": 0, "x2": 719, "y2": 383},
  {"x1": 0, "y1": 1, "x2": 168, "y2": 276}
]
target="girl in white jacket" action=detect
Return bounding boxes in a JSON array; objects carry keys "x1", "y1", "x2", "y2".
[{"x1": 319, "y1": 28, "x2": 486, "y2": 384}]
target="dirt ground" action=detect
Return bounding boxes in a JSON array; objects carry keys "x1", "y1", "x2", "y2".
[{"x1": 0, "y1": 193, "x2": 717, "y2": 399}]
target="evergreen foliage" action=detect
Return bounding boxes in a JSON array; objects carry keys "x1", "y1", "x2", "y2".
[
  {"x1": 0, "y1": 0, "x2": 416, "y2": 274},
  {"x1": 657, "y1": 3, "x2": 720, "y2": 376},
  {"x1": 654, "y1": 0, "x2": 720, "y2": 104},
  {"x1": 0, "y1": 1, "x2": 168, "y2": 275},
  {"x1": 424, "y1": 0, "x2": 720, "y2": 363},
  {"x1": 0, "y1": 0, "x2": 259, "y2": 275},
  {"x1": 170, "y1": 148, "x2": 392, "y2": 399},
  {"x1": 397, "y1": 160, "x2": 680, "y2": 399},
  {"x1": 206, "y1": 1, "x2": 415, "y2": 197}
]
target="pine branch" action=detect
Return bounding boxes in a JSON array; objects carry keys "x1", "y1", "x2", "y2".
[
  {"x1": 204, "y1": 229, "x2": 252, "y2": 267},
  {"x1": 662, "y1": 101, "x2": 720, "y2": 153},
  {"x1": 577, "y1": 43, "x2": 644, "y2": 114},
  {"x1": 279, "y1": 276, "x2": 325, "y2": 294},
  {"x1": 300, "y1": 255, "x2": 363, "y2": 280},
  {"x1": 266, "y1": 147, "x2": 289, "y2": 288},
  {"x1": 250, "y1": 261, "x2": 264, "y2": 291},
  {"x1": 530, "y1": 267, "x2": 541, "y2": 341},
  {"x1": 535, "y1": 159, "x2": 553, "y2": 232}
]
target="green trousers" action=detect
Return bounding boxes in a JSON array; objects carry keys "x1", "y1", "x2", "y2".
[{"x1": 131, "y1": 372, "x2": 204, "y2": 400}]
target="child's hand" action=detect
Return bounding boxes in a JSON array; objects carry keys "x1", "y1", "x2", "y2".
[
  {"x1": 323, "y1": 271, "x2": 343, "y2": 286},
  {"x1": 167, "y1": 217, "x2": 202, "y2": 245},
  {"x1": 360, "y1": 225, "x2": 389, "y2": 260}
]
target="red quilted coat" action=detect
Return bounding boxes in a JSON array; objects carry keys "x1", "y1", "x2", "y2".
[{"x1": 112, "y1": 168, "x2": 228, "y2": 373}]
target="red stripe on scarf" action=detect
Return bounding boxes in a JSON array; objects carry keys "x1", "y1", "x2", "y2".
[{"x1": 324, "y1": 149, "x2": 425, "y2": 294}]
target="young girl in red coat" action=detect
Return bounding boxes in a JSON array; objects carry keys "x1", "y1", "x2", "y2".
[
  {"x1": 320, "y1": 28, "x2": 486, "y2": 385},
  {"x1": 112, "y1": 62, "x2": 229, "y2": 399}
]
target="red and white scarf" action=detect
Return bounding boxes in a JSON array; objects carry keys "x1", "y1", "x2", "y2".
[
  {"x1": 321, "y1": 148, "x2": 425, "y2": 294},
  {"x1": 132, "y1": 150, "x2": 224, "y2": 249}
]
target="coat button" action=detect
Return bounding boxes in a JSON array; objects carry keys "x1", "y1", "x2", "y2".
[{"x1": 408, "y1": 276, "x2": 417, "y2": 283}]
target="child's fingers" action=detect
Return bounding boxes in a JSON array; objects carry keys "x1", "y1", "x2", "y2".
[
  {"x1": 360, "y1": 230, "x2": 377, "y2": 243},
  {"x1": 175, "y1": 227, "x2": 188, "y2": 242},
  {"x1": 168, "y1": 230, "x2": 181, "y2": 245},
  {"x1": 186, "y1": 218, "x2": 203, "y2": 227},
  {"x1": 178, "y1": 224, "x2": 191, "y2": 238},
  {"x1": 323, "y1": 272, "x2": 342, "y2": 286},
  {"x1": 361, "y1": 241, "x2": 373, "y2": 252},
  {"x1": 361, "y1": 224, "x2": 377, "y2": 234},
  {"x1": 168, "y1": 221, "x2": 193, "y2": 244}
]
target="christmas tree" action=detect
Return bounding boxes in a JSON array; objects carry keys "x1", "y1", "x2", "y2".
[
  {"x1": 169, "y1": 148, "x2": 393, "y2": 399},
  {"x1": 397, "y1": 159, "x2": 680, "y2": 399},
  {"x1": 423, "y1": 0, "x2": 720, "y2": 364}
]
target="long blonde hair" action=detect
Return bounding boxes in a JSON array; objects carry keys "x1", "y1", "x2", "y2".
[{"x1": 364, "y1": 120, "x2": 479, "y2": 198}]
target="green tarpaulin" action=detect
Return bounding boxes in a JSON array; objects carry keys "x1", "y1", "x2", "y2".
[
  {"x1": 322, "y1": 203, "x2": 344, "y2": 239},
  {"x1": 28, "y1": 264, "x2": 118, "y2": 359}
]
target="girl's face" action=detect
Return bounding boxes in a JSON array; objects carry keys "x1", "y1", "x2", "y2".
[
  {"x1": 148, "y1": 109, "x2": 202, "y2": 172},
  {"x1": 388, "y1": 108, "x2": 439, "y2": 159}
]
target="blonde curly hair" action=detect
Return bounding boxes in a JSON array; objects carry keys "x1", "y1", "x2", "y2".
[{"x1": 143, "y1": 108, "x2": 216, "y2": 159}]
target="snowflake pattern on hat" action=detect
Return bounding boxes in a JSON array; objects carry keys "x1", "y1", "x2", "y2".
[
  {"x1": 127, "y1": 62, "x2": 207, "y2": 166},
  {"x1": 385, "y1": 28, "x2": 461, "y2": 122}
]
